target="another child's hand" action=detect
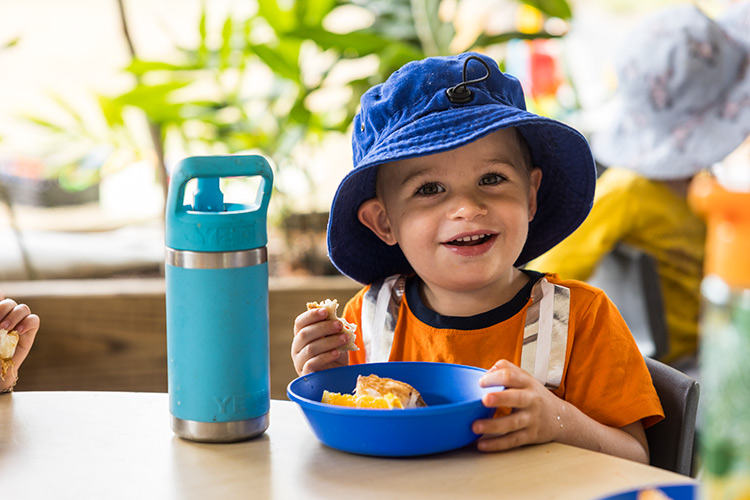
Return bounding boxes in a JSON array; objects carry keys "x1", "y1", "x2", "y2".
[
  {"x1": 472, "y1": 359, "x2": 564, "y2": 452},
  {"x1": 1, "y1": 291, "x2": 40, "y2": 392},
  {"x1": 291, "y1": 306, "x2": 351, "y2": 376}
]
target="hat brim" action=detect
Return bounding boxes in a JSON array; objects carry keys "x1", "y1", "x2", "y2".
[{"x1": 328, "y1": 104, "x2": 596, "y2": 284}]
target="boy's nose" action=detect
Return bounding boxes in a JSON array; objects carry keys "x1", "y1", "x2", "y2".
[{"x1": 447, "y1": 193, "x2": 488, "y2": 220}]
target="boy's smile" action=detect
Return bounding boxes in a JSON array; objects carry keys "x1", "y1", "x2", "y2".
[
  {"x1": 443, "y1": 232, "x2": 496, "y2": 256},
  {"x1": 358, "y1": 128, "x2": 542, "y2": 316}
]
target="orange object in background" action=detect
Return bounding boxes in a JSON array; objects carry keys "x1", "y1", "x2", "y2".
[
  {"x1": 529, "y1": 40, "x2": 562, "y2": 100},
  {"x1": 688, "y1": 171, "x2": 750, "y2": 287}
]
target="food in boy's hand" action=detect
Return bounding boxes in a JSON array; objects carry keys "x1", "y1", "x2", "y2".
[
  {"x1": 306, "y1": 298, "x2": 359, "y2": 351},
  {"x1": 322, "y1": 374, "x2": 427, "y2": 409},
  {"x1": 0, "y1": 328, "x2": 19, "y2": 381}
]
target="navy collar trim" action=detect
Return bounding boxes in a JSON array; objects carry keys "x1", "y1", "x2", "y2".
[{"x1": 404, "y1": 270, "x2": 544, "y2": 330}]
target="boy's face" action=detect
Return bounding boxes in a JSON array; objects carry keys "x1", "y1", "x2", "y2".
[{"x1": 358, "y1": 128, "x2": 542, "y2": 293}]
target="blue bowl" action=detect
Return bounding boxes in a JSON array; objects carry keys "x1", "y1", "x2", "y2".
[
  {"x1": 286, "y1": 361, "x2": 497, "y2": 457},
  {"x1": 596, "y1": 484, "x2": 697, "y2": 500}
]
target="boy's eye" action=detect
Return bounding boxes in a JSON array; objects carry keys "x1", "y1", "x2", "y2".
[
  {"x1": 479, "y1": 173, "x2": 506, "y2": 186},
  {"x1": 415, "y1": 182, "x2": 444, "y2": 196}
]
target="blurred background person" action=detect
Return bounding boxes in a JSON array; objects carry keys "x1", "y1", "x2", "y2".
[{"x1": 529, "y1": 1, "x2": 750, "y2": 377}]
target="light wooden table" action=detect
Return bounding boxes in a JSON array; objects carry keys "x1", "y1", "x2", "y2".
[{"x1": 0, "y1": 392, "x2": 696, "y2": 500}]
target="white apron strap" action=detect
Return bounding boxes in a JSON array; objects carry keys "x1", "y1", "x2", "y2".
[
  {"x1": 520, "y1": 277, "x2": 570, "y2": 390},
  {"x1": 360, "y1": 275, "x2": 406, "y2": 363}
]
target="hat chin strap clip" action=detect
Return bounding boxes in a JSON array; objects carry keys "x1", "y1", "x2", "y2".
[{"x1": 446, "y1": 55, "x2": 492, "y2": 104}]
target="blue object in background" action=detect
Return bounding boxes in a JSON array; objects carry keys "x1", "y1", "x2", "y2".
[
  {"x1": 596, "y1": 484, "x2": 697, "y2": 500},
  {"x1": 165, "y1": 155, "x2": 273, "y2": 443},
  {"x1": 287, "y1": 361, "x2": 497, "y2": 456}
]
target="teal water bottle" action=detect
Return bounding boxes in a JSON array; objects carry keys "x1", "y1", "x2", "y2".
[{"x1": 165, "y1": 155, "x2": 273, "y2": 442}]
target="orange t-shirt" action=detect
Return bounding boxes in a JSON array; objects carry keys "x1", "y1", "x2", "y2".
[{"x1": 343, "y1": 272, "x2": 664, "y2": 429}]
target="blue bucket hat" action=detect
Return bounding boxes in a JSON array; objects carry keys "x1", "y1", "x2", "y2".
[{"x1": 328, "y1": 52, "x2": 596, "y2": 284}]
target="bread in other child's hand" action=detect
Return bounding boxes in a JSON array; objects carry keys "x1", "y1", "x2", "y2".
[{"x1": 306, "y1": 298, "x2": 359, "y2": 351}]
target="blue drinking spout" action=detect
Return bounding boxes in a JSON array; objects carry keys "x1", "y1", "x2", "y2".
[{"x1": 194, "y1": 177, "x2": 224, "y2": 212}]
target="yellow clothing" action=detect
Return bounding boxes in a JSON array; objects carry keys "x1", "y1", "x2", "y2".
[
  {"x1": 529, "y1": 167, "x2": 706, "y2": 364},
  {"x1": 343, "y1": 272, "x2": 664, "y2": 429}
]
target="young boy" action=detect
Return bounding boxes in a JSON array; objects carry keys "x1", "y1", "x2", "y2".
[
  {"x1": 1, "y1": 290, "x2": 40, "y2": 393},
  {"x1": 292, "y1": 52, "x2": 663, "y2": 463}
]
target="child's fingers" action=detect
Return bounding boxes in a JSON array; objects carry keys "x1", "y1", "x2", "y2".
[
  {"x1": 299, "y1": 349, "x2": 343, "y2": 376},
  {"x1": 476, "y1": 429, "x2": 533, "y2": 452},
  {"x1": 13, "y1": 312, "x2": 40, "y2": 336},
  {"x1": 479, "y1": 360, "x2": 530, "y2": 389},
  {"x1": 292, "y1": 331, "x2": 350, "y2": 376},
  {"x1": 1, "y1": 301, "x2": 27, "y2": 327},
  {"x1": 291, "y1": 318, "x2": 344, "y2": 355},
  {"x1": 292, "y1": 330, "x2": 349, "y2": 360},
  {"x1": 481, "y1": 387, "x2": 534, "y2": 410},
  {"x1": 13, "y1": 314, "x2": 39, "y2": 365},
  {"x1": 473, "y1": 407, "x2": 530, "y2": 435},
  {"x1": 293, "y1": 307, "x2": 330, "y2": 334}
]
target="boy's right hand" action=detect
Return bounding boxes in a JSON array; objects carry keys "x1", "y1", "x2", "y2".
[{"x1": 291, "y1": 307, "x2": 351, "y2": 376}]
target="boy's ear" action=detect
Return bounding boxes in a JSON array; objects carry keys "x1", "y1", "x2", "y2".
[
  {"x1": 358, "y1": 198, "x2": 398, "y2": 246},
  {"x1": 528, "y1": 167, "x2": 543, "y2": 221}
]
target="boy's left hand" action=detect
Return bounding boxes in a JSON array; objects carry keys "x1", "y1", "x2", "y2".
[{"x1": 472, "y1": 359, "x2": 564, "y2": 452}]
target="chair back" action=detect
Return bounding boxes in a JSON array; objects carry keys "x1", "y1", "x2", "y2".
[
  {"x1": 644, "y1": 356, "x2": 700, "y2": 476},
  {"x1": 588, "y1": 244, "x2": 669, "y2": 359}
]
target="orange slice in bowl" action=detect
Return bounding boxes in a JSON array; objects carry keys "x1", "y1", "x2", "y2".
[{"x1": 322, "y1": 390, "x2": 404, "y2": 409}]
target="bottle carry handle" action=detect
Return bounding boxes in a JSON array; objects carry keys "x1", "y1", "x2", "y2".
[{"x1": 166, "y1": 155, "x2": 274, "y2": 217}]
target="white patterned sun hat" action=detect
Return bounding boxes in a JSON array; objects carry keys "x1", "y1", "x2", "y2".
[{"x1": 591, "y1": 4, "x2": 750, "y2": 180}]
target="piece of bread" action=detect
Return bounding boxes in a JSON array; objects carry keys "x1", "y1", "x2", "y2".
[
  {"x1": 0, "y1": 328, "x2": 19, "y2": 381},
  {"x1": 321, "y1": 374, "x2": 427, "y2": 409},
  {"x1": 306, "y1": 298, "x2": 359, "y2": 351},
  {"x1": 355, "y1": 374, "x2": 426, "y2": 408}
]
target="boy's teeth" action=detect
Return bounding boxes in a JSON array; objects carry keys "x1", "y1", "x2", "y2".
[{"x1": 457, "y1": 234, "x2": 487, "y2": 242}]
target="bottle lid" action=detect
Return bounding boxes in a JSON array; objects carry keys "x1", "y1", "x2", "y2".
[
  {"x1": 689, "y1": 171, "x2": 750, "y2": 287},
  {"x1": 165, "y1": 155, "x2": 274, "y2": 252}
]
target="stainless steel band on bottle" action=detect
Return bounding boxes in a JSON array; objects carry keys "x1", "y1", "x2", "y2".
[
  {"x1": 165, "y1": 247, "x2": 267, "y2": 269},
  {"x1": 171, "y1": 414, "x2": 269, "y2": 443}
]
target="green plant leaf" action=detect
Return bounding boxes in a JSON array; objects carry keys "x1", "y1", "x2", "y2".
[
  {"x1": 219, "y1": 16, "x2": 233, "y2": 71},
  {"x1": 96, "y1": 95, "x2": 125, "y2": 128},
  {"x1": 1, "y1": 36, "x2": 20, "y2": 50},
  {"x1": 257, "y1": 0, "x2": 295, "y2": 33},
  {"x1": 299, "y1": 0, "x2": 338, "y2": 27},
  {"x1": 250, "y1": 43, "x2": 301, "y2": 83},
  {"x1": 50, "y1": 93, "x2": 88, "y2": 129},
  {"x1": 410, "y1": 0, "x2": 454, "y2": 56},
  {"x1": 198, "y1": 2, "x2": 208, "y2": 64},
  {"x1": 473, "y1": 30, "x2": 559, "y2": 47},
  {"x1": 126, "y1": 59, "x2": 202, "y2": 75},
  {"x1": 285, "y1": 27, "x2": 392, "y2": 55},
  {"x1": 519, "y1": 0, "x2": 572, "y2": 20},
  {"x1": 20, "y1": 114, "x2": 69, "y2": 134},
  {"x1": 114, "y1": 81, "x2": 192, "y2": 123}
]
